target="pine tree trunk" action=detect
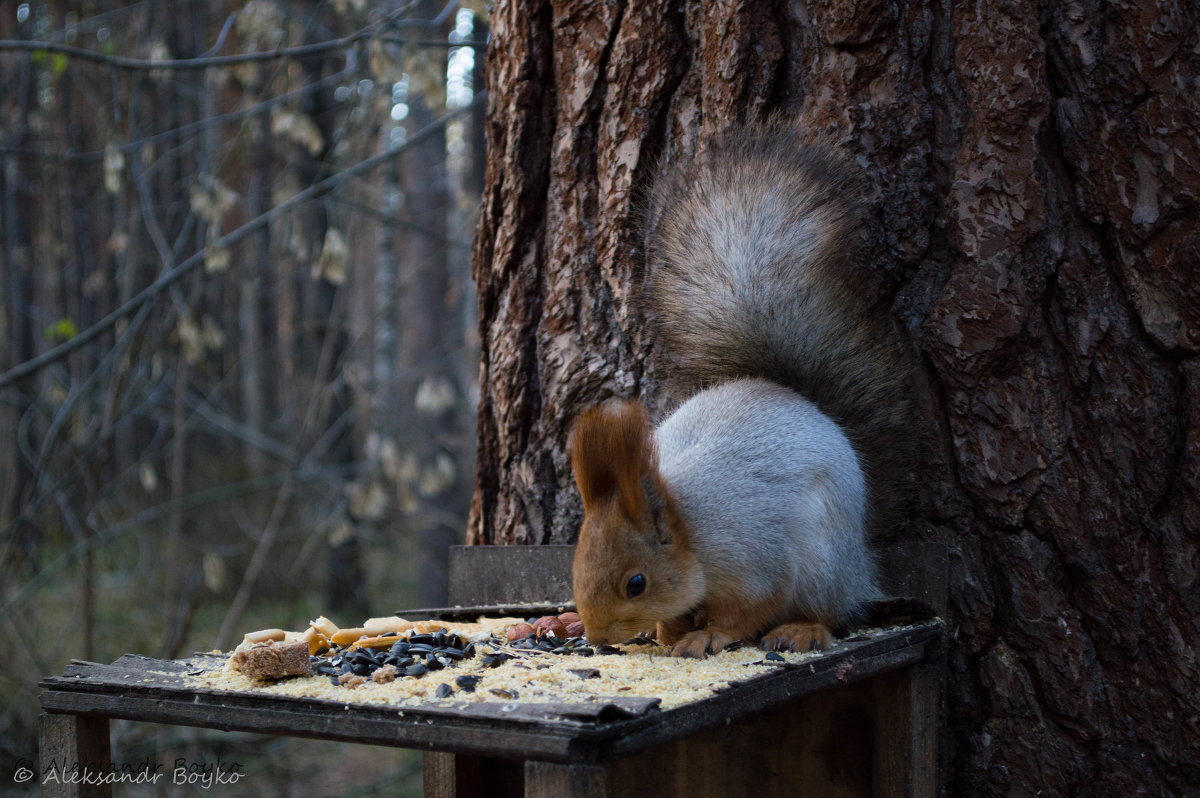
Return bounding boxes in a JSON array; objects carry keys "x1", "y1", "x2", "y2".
[{"x1": 469, "y1": 0, "x2": 1199, "y2": 794}]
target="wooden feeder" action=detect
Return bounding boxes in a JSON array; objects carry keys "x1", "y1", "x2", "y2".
[{"x1": 39, "y1": 543, "x2": 945, "y2": 797}]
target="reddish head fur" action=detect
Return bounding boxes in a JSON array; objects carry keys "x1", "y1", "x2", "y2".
[
  {"x1": 570, "y1": 400, "x2": 655, "y2": 523},
  {"x1": 568, "y1": 400, "x2": 705, "y2": 645}
]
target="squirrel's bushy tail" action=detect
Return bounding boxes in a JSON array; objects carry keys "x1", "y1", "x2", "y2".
[{"x1": 645, "y1": 120, "x2": 913, "y2": 533}]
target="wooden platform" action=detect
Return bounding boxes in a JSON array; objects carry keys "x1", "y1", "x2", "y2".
[{"x1": 39, "y1": 544, "x2": 945, "y2": 797}]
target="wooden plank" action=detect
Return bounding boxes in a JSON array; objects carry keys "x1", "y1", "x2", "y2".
[
  {"x1": 524, "y1": 762, "x2": 612, "y2": 798},
  {"x1": 425, "y1": 752, "x2": 524, "y2": 798},
  {"x1": 871, "y1": 663, "x2": 941, "y2": 798},
  {"x1": 41, "y1": 689, "x2": 591, "y2": 761},
  {"x1": 401, "y1": 602, "x2": 576, "y2": 620},
  {"x1": 423, "y1": 752, "x2": 462, "y2": 798},
  {"x1": 38, "y1": 713, "x2": 112, "y2": 798},
  {"x1": 446, "y1": 545, "x2": 575, "y2": 607}
]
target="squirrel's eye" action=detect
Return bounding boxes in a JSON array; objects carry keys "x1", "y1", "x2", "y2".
[{"x1": 625, "y1": 573, "x2": 646, "y2": 598}]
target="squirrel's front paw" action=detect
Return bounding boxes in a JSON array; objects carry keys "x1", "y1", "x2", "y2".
[
  {"x1": 671, "y1": 629, "x2": 736, "y2": 658},
  {"x1": 759, "y1": 622, "x2": 832, "y2": 652}
]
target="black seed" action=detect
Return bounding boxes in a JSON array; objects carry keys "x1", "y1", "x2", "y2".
[
  {"x1": 330, "y1": 655, "x2": 344, "y2": 667},
  {"x1": 551, "y1": 646, "x2": 569, "y2": 655},
  {"x1": 329, "y1": 676, "x2": 341, "y2": 686},
  {"x1": 481, "y1": 654, "x2": 498, "y2": 668},
  {"x1": 436, "y1": 683, "x2": 453, "y2": 698},
  {"x1": 765, "y1": 651, "x2": 785, "y2": 662},
  {"x1": 340, "y1": 660, "x2": 354, "y2": 674},
  {"x1": 444, "y1": 634, "x2": 464, "y2": 649},
  {"x1": 407, "y1": 643, "x2": 434, "y2": 655},
  {"x1": 575, "y1": 647, "x2": 594, "y2": 657},
  {"x1": 426, "y1": 658, "x2": 445, "y2": 671},
  {"x1": 455, "y1": 675, "x2": 480, "y2": 692},
  {"x1": 389, "y1": 641, "x2": 411, "y2": 656},
  {"x1": 543, "y1": 634, "x2": 565, "y2": 647},
  {"x1": 351, "y1": 662, "x2": 372, "y2": 676},
  {"x1": 438, "y1": 648, "x2": 465, "y2": 660},
  {"x1": 408, "y1": 633, "x2": 435, "y2": 646},
  {"x1": 490, "y1": 688, "x2": 519, "y2": 699},
  {"x1": 596, "y1": 645, "x2": 625, "y2": 656},
  {"x1": 463, "y1": 643, "x2": 476, "y2": 658},
  {"x1": 569, "y1": 669, "x2": 601, "y2": 680},
  {"x1": 405, "y1": 663, "x2": 428, "y2": 678}
]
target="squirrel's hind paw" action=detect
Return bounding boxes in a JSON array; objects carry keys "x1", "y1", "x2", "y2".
[{"x1": 759, "y1": 622, "x2": 832, "y2": 653}]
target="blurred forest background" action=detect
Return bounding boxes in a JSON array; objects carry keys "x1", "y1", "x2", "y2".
[{"x1": 1, "y1": 1, "x2": 487, "y2": 793}]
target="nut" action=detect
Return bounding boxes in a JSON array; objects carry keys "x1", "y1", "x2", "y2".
[
  {"x1": 533, "y1": 616, "x2": 567, "y2": 638},
  {"x1": 506, "y1": 623, "x2": 535, "y2": 642}
]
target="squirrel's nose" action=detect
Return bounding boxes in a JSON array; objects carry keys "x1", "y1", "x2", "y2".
[{"x1": 582, "y1": 626, "x2": 609, "y2": 645}]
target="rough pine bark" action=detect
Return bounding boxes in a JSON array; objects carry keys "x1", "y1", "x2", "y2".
[{"x1": 468, "y1": 1, "x2": 1199, "y2": 794}]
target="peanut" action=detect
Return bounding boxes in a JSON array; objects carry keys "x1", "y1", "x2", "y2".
[{"x1": 243, "y1": 628, "x2": 286, "y2": 644}]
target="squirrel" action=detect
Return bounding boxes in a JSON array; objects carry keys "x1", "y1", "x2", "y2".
[{"x1": 568, "y1": 119, "x2": 913, "y2": 658}]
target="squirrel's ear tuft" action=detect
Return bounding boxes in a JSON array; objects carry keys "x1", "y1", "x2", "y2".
[{"x1": 569, "y1": 400, "x2": 655, "y2": 523}]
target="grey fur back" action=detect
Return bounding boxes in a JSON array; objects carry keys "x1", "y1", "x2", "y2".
[{"x1": 645, "y1": 121, "x2": 913, "y2": 534}]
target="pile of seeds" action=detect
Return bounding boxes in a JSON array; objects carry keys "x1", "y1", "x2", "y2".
[
  {"x1": 305, "y1": 611, "x2": 616, "y2": 696},
  {"x1": 315, "y1": 629, "x2": 475, "y2": 687}
]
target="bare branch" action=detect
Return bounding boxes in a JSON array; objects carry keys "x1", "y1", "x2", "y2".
[
  {"x1": 0, "y1": 34, "x2": 485, "y2": 70},
  {"x1": 0, "y1": 33, "x2": 372, "y2": 70},
  {"x1": 0, "y1": 90, "x2": 486, "y2": 391},
  {"x1": 0, "y1": 3, "x2": 429, "y2": 71}
]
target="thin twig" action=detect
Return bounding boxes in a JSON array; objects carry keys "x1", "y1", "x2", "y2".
[
  {"x1": 0, "y1": 33, "x2": 372, "y2": 70},
  {"x1": 0, "y1": 89, "x2": 485, "y2": 392},
  {"x1": 0, "y1": 3, "x2": 430, "y2": 71},
  {"x1": 0, "y1": 35, "x2": 488, "y2": 69}
]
